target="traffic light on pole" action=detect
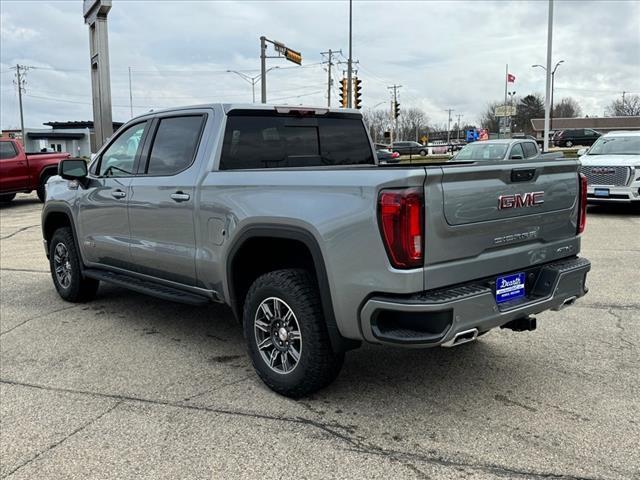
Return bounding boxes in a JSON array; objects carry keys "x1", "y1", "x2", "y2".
[
  {"x1": 394, "y1": 101, "x2": 400, "y2": 119},
  {"x1": 354, "y1": 77, "x2": 362, "y2": 109},
  {"x1": 284, "y1": 48, "x2": 302, "y2": 65},
  {"x1": 339, "y1": 78, "x2": 348, "y2": 108}
]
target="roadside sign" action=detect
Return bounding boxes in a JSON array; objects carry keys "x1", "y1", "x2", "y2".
[
  {"x1": 421, "y1": 135, "x2": 428, "y2": 144},
  {"x1": 495, "y1": 105, "x2": 517, "y2": 117}
]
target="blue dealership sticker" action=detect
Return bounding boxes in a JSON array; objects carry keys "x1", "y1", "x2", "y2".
[{"x1": 496, "y1": 273, "x2": 525, "y2": 303}]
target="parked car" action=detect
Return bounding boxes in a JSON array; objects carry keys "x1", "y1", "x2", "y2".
[
  {"x1": 376, "y1": 148, "x2": 400, "y2": 163},
  {"x1": 0, "y1": 138, "x2": 70, "y2": 203},
  {"x1": 391, "y1": 141, "x2": 427, "y2": 156},
  {"x1": 453, "y1": 138, "x2": 555, "y2": 162},
  {"x1": 553, "y1": 128, "x2": 601, "y2": 148},
  {"x1": 43, "y1": 104, "x2": 590, "y2": 397},
  {"x1": 578, "y1": 131, "x2": 640, "y2": 203}
]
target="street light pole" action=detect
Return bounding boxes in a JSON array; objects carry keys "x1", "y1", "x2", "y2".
[
  {"x1": 347, "y1": 0, "x2": 353, "y2": 108},
  {"x1": 533, "y1": 58, "x2": 563, "y2": 138},
  {"x1": 260, "y1": 36, "x2": 267, "y2": 103},
  {"x1": 543, "y1": 0, "x2": 554, "y2": 152},
  {"x1": 228, "y1": 67, "x2": 279, "y2": 103}
]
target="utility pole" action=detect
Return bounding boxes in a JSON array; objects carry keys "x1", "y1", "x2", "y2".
[
  {"x1": 543, "y1": 0, "x2": 554, "y2": 152},
  {"x1": 622, "y1": 91, "x2": 626, "y2": 113},
  {"x1": 388, "y1": 84, "x2": 401, "y2": 144},
  {"x1": 13, "y1": 64, "x2": 27, "y2": 145},
  {"x1": 128, "y1": 66, "x2": 133, "y2": 118},
  {"x1": 321, "y1": 49, "x2": 340, "y2": 107},
  {"x1": 456, "y1": 113, "x2": 463, "y2": 141},
  {"x1": 260, "y1": 36, "x2": 267, "y2": 104},
  {"x1": 347, "y1": 0, "x2": 353, "y2": 108},
  {"x1": 445, "y1": 108, "x2": 454, "y2": 145}
]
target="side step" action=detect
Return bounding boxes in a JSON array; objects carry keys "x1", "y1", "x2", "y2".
[{"x1": 84, "y1": 269, "x2": 210, "y2": 306}]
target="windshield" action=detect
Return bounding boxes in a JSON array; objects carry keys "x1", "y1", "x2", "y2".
[
  {"x1": 588, "y1": 136, "x2": 640, "y2": 155},
  {"x1": 455, "y1": 143, "x2": 507, "y2": 161}
]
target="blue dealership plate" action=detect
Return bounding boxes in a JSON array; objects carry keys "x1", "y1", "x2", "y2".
[
  {"x1": 496, "y1": 272, "x2": 525, "y2": 303},
  {"x1": 594, "y1": 188, "x2": 610, "y2": 197}
]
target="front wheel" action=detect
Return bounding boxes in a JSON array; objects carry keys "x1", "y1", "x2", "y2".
[
  {"x1": 49, "y1": 227, "x2": 99, "y2": 302},
  {"x1": 565, "y1": 140, "x2": 573, "y2": 147},
  {"x1": 419, "y1": 149, "x2": 427, "y2": 156},
  {"x1": 243, "y1": 269, "x2": 344, "y2": 398}
]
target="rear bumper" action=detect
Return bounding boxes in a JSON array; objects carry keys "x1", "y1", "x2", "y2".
[{"x1": 358, "y1": 256, "x2": 590, "y2": 347}]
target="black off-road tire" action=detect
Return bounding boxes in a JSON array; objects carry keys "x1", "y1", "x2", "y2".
[
  {"x1": 243, "y1": 268, "x2": 344, "y2": 398},
  {"x1": 49, "y1": 227, "x2": 99, "y2": 302},
  {"x1": 0, "y1": 193, "x2": 16, "y2": 203},
  {"x1": 37, "y1": 172, "x2": 54, "y2": 202}
]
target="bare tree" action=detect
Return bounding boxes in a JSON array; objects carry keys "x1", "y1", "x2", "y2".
[
  {"x1": 606, "y1": 94, "x2": 640, "y2": 116},
  {"x1": 362, "y1": 108, "x2": 391, "y2": 143},
  {"x1": 480, "y1": 101, "x2": 502, "y2": 133},
  {"x1": 553, "y1": 97, "x2": 582, "y2": 118},
  {"x1": 396, "y1": 107, "x2": 429, "y2": 142}
]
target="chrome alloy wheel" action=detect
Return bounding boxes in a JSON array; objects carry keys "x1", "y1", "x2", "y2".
[
  {"x1": 254, "y1": 297, "x2": 302, "y2": 374},
  {"x1": 53, "y1": 242, "x2": 72, "y2": 289}
]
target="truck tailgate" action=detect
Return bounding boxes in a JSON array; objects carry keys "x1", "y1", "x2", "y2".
[{"x1": 423, "y1": 159, "x2": 581, "y2": 290}]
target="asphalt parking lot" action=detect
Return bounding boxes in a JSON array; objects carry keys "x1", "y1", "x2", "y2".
[{"x1": 1, "y1": 193, "x2": 638, "y2": 479}]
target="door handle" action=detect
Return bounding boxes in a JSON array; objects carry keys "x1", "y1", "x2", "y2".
[
  {"x1": 170, "y1": 192, "x2": 190, "y2": 202},
  {"x1": 111, "y1": 189, "x2": 127, "y2": 199}
]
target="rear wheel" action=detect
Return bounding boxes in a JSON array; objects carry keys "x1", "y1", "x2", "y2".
[
  {"x1": 564, "y1": 140, "x2": 573, "y2": 147},
  {"x1": 243, "y1": 269, "x2": 344, "y2": 398},
  {"x1": 419, "y1": 149, "x2": 427, "y2": 156},
  {"x1": 0, "y1": 193, "x2": 16, "y2": 203},
  {"x1": 49, "y1": 227, "x2": 99, "y2": 302},
  {"x1": 37, "y1": 171, "x2": 54, "y2": 202}
]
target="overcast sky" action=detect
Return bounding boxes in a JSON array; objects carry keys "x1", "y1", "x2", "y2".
[{"x1": 1, "y1": 0, "x2": 639, "y2": 130}]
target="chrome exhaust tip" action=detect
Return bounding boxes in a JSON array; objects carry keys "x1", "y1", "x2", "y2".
[{"x1": 441, "y1": 328, "x2": 479, "y2": 348}]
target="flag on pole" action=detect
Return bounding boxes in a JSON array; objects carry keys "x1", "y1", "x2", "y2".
[{"x1": 507, "y1": 73, "x2": 516, "y2": 83}]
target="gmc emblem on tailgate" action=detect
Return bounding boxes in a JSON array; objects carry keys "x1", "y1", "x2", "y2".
[{"x1": 498, "y1": 191, "x2": 544, "y2": 210}]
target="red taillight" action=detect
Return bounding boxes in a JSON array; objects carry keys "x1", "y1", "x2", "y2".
[
  {"x1": 578, "y1": 173, "x2": 587, "y2": 234},
  {"x1": 378, "y1": 188, "x2": 424, "y2": 269},
  {"x1": 392, "y1": 152, "x2": 400, "y2": 159}
]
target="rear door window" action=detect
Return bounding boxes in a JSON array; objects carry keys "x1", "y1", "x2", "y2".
[
  {"x1": 220, "y1": 114, "x2": 374, "y2": 169},
  {"x1": 145, "y1": 115, "x2": 205, "y2": 176},
  {"x1": 522, "y1": 142, "x2": 538, "y2": 158},
  {"x1": 0, "y1": 142, "x2": 17, "y2": 160}
]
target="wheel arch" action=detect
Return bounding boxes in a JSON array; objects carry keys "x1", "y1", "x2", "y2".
[
  {"x1": 42, "y1": 205, "x2": 82, "y2": 264},
  {"x1": 226, "y1": 224, "x2": 359, "y2": 353}
]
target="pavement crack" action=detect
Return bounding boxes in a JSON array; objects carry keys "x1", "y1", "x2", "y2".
[
  {"x1": 0, "y1": 267, "x2": 49, "y2": 274},
  {"x1": 609, "y1": 308, "x2": 636, "y2": 349},
  {"x1": 2, "y1": 400, "x2": 122, "y2": 479},
  {"x1": 0, "y1": 378, "x2": 611, "y2": 480},
  {"x1": 0, "y1": 305, "x2": 78, "y2": 337},
  {"x1": 0, "y1": 224, "x2": 39, "y2": 240}
]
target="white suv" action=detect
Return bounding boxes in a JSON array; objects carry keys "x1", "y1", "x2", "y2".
[{"x1": 578, "y1": 131, "x2": 640, "y2": 203}]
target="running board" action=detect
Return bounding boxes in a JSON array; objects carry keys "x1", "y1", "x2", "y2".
[{"x1": 84, "y1": 269, "x2": 210, "y2": 306}]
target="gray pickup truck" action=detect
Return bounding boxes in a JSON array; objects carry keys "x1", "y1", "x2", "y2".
[{"x1": 42, "y1": 104, "x2": 591, "y2": 397}]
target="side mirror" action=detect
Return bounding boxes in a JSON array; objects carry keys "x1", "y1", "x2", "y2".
[
  {"x1": 510, "y1": 154, "x2": 524, "y2": 160},
  {"x1": 577, "y1": 148, "x2": 588, "y2": 156},
  {"x1": 58, "y1": 159, "x2": 88, "y2": 180}
]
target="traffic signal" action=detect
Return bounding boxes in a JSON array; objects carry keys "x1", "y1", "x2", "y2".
[
  {"x1": 284, "y1": 48, "x2": 302, "y2": 65},
  {"x1": 354, "y1": 77, "x2": 362, "y2": 109},
  {"x1": 394, "y1": 101, "x2": 400, "y2": 119},
  {"x1": 339, "y1": 78, "x2": 348, "y2": 108}
]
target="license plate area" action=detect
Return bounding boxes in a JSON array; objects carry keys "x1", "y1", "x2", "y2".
[
  {"x1": 495, "y1": 272, "x2": 525, "y2": 303},
  {"x1": 594, "y1": 188, "x2": 610, "y2": 197}
]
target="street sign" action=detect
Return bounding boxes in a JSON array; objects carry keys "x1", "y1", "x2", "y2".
[{"x1": 495, "y1": 105, "x2": 517, "y2": 117}]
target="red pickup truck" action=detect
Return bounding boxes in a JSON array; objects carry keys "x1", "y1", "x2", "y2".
[{"x1": 0, "y1": 138, "x2": 70, "y2": 203}]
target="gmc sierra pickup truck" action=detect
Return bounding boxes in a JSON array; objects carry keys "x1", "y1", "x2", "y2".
[
  {"x1": 42, "y1": 104, "x2": 591, "y2": 397},
  {"x1": 0, "y1": 138, "x2": 70, "y2": 202}
]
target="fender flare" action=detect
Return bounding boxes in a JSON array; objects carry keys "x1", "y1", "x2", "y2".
[
  {"x1": 226, "y1": 224, "x2": 360, "y2": 353},
  {"x1": 41, "y1": 204, "x2": 84, "y2": 266}
]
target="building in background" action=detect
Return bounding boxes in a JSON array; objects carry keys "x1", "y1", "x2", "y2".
[{"x1": 1, "y1": 120, "x2": 124, "y2": 157}]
